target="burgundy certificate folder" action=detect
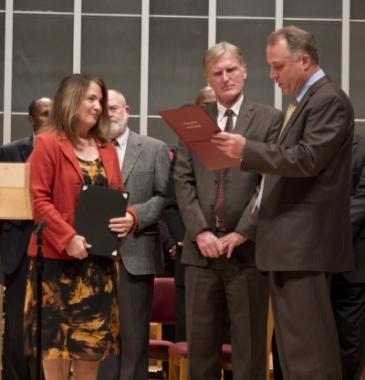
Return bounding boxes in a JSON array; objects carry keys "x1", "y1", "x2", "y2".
[{"x1": 159, "y1": 105, "x2": 240, "y2": 170}]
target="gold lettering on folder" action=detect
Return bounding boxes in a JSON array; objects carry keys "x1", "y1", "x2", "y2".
[{"x1": 183, "y1": 121, "x2": 201, "y2": 129}]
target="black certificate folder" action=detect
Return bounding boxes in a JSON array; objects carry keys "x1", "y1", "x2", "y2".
[{"x1": 75, "y1": 185, "x2": 129, "y2": 258}]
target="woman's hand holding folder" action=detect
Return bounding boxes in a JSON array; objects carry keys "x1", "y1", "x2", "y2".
[
  {"x1": 109, "y1": 211, "x2": 135, "y2": 238},
  {"x1": 66, "y1": 234, "x2": 92, "y2": 260}
]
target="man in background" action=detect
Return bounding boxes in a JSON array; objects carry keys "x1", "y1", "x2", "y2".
[
  {"x1": 97, "y1": 90, "x2": 170, "y2": 380},
  {"x1": 174, "y1": 42, "x2": 282, "y2": 379},
  {"x1": 332, "y1": 134, "x2": 365, "y2": 380},
  {"x1": 195, "y1": 85, "x2": 216, "y2": 106},
  {"x1": 0, "y1": 97, "x2": 53, "y2": 380}
]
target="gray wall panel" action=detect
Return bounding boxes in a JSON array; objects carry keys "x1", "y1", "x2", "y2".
[
  {"x1": 149, "y1": 18, "x2": 208, "y2": 114},
  {"x1": 83, "y1": 0, "x2": 141, "y2": 14},
  {"x1": 148, "y1": 117, "x2": 178, "y2": 148},
  {"x1": 351, "y1": 0, "x2": 365, "y2": 20},
  {"x1": 12, "y1": 14, "x2": 73, "y2": 112},
  {"x1": 0, "y1": 14, "x2": 4, "y2": 111},
  {"x1": 350, "y1": 22, "x2": 365, "y2": 119},
  {"x1": 0, "y1": 115, "x2": 3, "y2": 145},
  {"x1": 14, "y1": 0, "x2": 73, "y2": 12},
  {"x1": 150, "y1": 0, "x2": 208, "y2": 16},
  {"x1": 217, "y1": 19, "x2": 275, "y2": 106},
  {"x1": 11, "y1": 115, "x2": 30, "y2": 141},
  {"x1": 284, "y1": 0, "x2": 342, "y2": 18},
  {"x1": 217, "y1": 0, "x2": 275, "y2": 17},
  {"x1": 81, "y1": 16, "x2": 141, "y2": 113},
  {"x1": 128, "y1": 117, "x2": 140, "y2": 134},
  {"x1": 355, "y1": 122, "x2": 365, "y2": 139}
]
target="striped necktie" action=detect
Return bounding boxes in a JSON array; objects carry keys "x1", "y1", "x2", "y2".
[
  {"x1": 213, "y1": 109, "x2": 234, "y2": 231},
  {"x1": 279, "y1": 99, "x2": 298, "y2": 137}
]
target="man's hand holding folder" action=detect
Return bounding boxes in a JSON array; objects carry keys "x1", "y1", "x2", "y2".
[{"x1": 159, "y1": 105, "x2": 241, "y2": 170}]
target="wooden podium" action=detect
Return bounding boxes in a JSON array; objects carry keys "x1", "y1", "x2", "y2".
[
  {"x1": 0, "y1": 163, "x2": 33, "y2": 220},
  {"x1": 0, "y1": 163, "x2": 33, "y2": 378}
]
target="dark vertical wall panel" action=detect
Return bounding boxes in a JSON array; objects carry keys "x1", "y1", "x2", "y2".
[
  {"x1": 12, "y1": 14, "x2": 73, "y2": 112},
  {"x1": 217, "y1": 19, "x2": 275, "y2": 106},
  {"x1": 149, "y1": 18, "x2": 208, "y2": 114},
  {"x1": 0, "y1": 14, "x2": 4, "y2": 111},
  {"x1": 14, "y1": 0, "x2": 73, "y2": 12},
  {"x1": 350, "y1": 22, "x2": 365, "y2": 119},
  {"x1": 81, "y1": 16, "x2": 141, "y2": 113},
  {"x1": 83, "y1": 0, "x2": 141, "y2": 14},
  {"x1": 217, "y1": 0, "x2": 275, "y2": 17},
  {"x1": 150, "y1": 0, "x2": 208, "y2": 16}
]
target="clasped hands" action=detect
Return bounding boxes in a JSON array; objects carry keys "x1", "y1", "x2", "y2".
[
  {"x1": 66, "y1": 211, "x2": 135, "y2": 260},
  {"x1": 196, "y1": 230, "x2": 247, "y2": 259}
]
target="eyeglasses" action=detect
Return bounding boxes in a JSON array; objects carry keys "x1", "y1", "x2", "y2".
[{"x1": 108, "y1": 105, "x2": 125, "y2": 112}]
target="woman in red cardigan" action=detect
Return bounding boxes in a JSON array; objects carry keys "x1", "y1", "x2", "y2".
[{"x1": 24, "y1": 74, "x2": 136, "y2": 380}]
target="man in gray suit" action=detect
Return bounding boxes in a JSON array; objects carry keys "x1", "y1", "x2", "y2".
[
  {"x1": 97, "y1": 90, "x2": 170, "y2": 380},
  {"x1": 174, "y1": 42, "x2": 282, "y2": 380},
  {"x1": 213, "y1": 26, "x2": 354, "y2": 379}
]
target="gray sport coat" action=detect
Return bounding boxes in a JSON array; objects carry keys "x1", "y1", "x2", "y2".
[{"x1": 118, "y1": 130, "x2": 170, "y2": 275}]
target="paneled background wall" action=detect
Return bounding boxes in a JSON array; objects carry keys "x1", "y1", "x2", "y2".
[{"x1": 0, "y1": 0, "x2": 364, "y2": 147}]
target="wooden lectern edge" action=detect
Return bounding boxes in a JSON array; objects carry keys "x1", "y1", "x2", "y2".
[{"x1": 0, "y1": 163, "x2": 34, "y2": 220}]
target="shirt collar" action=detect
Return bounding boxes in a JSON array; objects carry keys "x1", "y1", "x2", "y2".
[
  {"x1": 296, "y1": 68, "x2": 325, "y2": 104},
  {"x1": 115, "y1": 127, "x2": 129, "y2": 147},
  {"x1": 217, "y1": 94, "x2": 244, "y2": 123}
]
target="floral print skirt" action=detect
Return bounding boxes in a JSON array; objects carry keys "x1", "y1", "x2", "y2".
[{"x1": 24, "y1": 256, "x2": 120, "y2": 361}]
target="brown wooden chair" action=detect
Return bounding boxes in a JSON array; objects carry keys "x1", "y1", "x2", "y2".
[
  {"x1": 168, "y1": 342, "x2": 232, "y2": 380},
  {"x1": 148, "y1": 277, "x2": 176, "y2": 367}
]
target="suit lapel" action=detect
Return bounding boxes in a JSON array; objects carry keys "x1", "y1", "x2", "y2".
[
  {"x1": 234, "y1": 99, "x2": 255, "y2": 136},
  {"x1": 58, "y1": 134, "x2": 84, "y2": 183},
  {"x1": 279, "y1": 76, "x2": 331, "y2": 143},
  {"x1": 278, "y1": 98, "x2": 306, "y2": 143},
  {"x1": 206, "y1": 98, "x2": 254, "y2": 137},
  {"x1": 122, "y1": 130, "x2": 142, "y2": 182}
]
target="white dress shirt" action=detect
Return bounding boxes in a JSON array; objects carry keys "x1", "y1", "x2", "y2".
[
  {"x1": 216, "y1": 94, "x2": 244, "y2": 131},
  {"x1": 114, "y1": 128, "x2": 129, "y2": 170}
]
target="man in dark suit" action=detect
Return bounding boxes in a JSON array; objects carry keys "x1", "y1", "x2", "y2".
[
  {"x1": 97, "y1": 90, "x2": 170, "y2": 380},
  {"x1": 174, "y1": 41, "x2": 282, "y2": 380},
  {"x1": 0, "y1": 97, "x2": 52, "y2": 380},
  {"x1": 162, "y1": 147, "x2": 186, "y2": 341},
  {"x1": 163, "y1": 86, "x2": 216, "y2": 343},
  {"x1": 331, "y1": 134, "x2": 365, "y2": 380},
  {"x1": 213, "y1": 26, "x2": 354, "y2": 379}
]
